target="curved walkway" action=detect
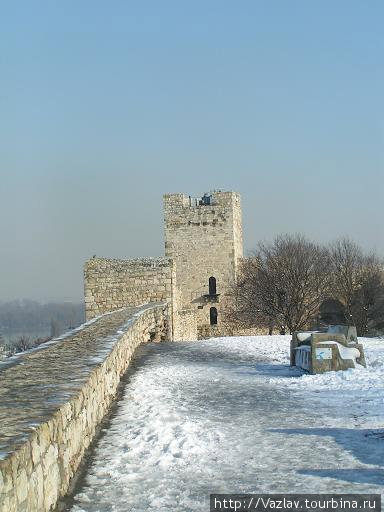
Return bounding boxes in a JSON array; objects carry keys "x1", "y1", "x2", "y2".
[{"x1": 66, "y1": 336, "x2": 384, "y2": 512}]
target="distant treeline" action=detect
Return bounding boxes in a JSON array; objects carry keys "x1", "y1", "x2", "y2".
[{"x1": 0, "y1": 299, "x2": 85, "y2": 339}]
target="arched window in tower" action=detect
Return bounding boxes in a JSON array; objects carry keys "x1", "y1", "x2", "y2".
[
  {"x1": 209, "y1": 276, "x2": 217, "y2": 295},
  {"x1": 210, "y1": 307, "x2": 218, "y2": 325}
]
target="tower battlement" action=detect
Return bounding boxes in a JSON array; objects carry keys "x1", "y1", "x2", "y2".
[{"x1": 163, "y1": 190, "x2": 240, "y2": 209}]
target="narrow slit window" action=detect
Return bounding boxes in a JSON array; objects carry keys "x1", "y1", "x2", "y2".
[
  {"x1": 209, "y1": 276, "x2": 216, "y2": 295},
  {"x1": 210, "y1": 307, "x2": 218, "y2": 325}
]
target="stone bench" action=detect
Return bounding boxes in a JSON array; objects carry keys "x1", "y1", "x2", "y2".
[{"x1": 291, "y1": 325, "x2": 366, "y2": 374}]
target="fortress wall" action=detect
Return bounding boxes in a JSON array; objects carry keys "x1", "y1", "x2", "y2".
[
  {"x1": 197, "y1": 325, "x2": 268, "y2": 340},
  {"x1": 172, "y1": 306, "x2": 198, "y2": 341},
  {"x1": 84, "y1": 257, "x2": 174, "y2": 322},
  {"x1": 163, "y1": 191, "x2": 243, "y2": 336},
  {"x1": 0, "y1": 304, "x2": 168, "y2": 512}
]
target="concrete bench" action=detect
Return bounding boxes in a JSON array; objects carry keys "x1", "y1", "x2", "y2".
[{"x1": 290, "y1": 325, "x2": 366, "y2": 374}]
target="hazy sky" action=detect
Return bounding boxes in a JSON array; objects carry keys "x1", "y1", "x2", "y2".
[{"x1": 1, "y1": 1, "x2": 383, "y2": 302}]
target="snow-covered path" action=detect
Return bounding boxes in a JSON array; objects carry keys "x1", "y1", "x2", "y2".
[{"x1": 67, "y1": 336, "x2": 384, "y2": 512}]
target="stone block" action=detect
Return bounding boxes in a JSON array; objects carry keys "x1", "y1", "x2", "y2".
[{"x1": 16, "y1": 468, "x2": 28, "y2": 503}]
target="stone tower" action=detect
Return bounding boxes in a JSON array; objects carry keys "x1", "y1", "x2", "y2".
[{"x1": 163, "y1": 191, "x2": 243, "y2": 339}]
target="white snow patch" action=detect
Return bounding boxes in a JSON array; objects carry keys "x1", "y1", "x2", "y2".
[
  {"x1": 273, "y1": 336, "x2": 384, "y2": 392},
  {"x1": 317, "y1": 341, "x2": 361, "y2": 361},
  {"x1": 68, "y1": 335, "x2": 384, "y2": 511}
]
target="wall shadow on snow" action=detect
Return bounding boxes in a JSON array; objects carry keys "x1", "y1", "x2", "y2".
[
  {"x1": 269, "y1": 427, "x2": 384, "y2": 486},
  {"x1": 132, "y1": 343, "x2": 302, "y2": 423},
  {"x1": 139, "y1": 341, "x2": 302, "y2": 379},
  {"x1": 299, "y1": 468, "x2": 384, "y2": 486}
]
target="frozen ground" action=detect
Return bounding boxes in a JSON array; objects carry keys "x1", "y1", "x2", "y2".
[{"x1": 67, "y1": 336, "x2": 384, "y2": 512}]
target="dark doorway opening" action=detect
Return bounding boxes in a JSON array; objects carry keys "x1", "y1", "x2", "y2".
[{"x1": 210, "y1": 307, "x2": 218, "y2": 325}]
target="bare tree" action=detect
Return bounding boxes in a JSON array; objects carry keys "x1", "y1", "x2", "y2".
[
  {"x1": 231, "y1": 234, "x2": 331, "y2": 333},
  {"x1": 329, "y1": 238, "x2": 363, "y2": 322},
  {"x1": 329, "y1": 238, "x2": 384, "y2": 335},
  {"x1": 353, "y1": 259, "x2": 384, "y2": 335}
]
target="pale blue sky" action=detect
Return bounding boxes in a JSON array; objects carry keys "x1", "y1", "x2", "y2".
[{"x1": 1, "y1": 1, "x2": 383, "y2": 301}]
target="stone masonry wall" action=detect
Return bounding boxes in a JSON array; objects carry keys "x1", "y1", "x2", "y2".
[
  {"x1": 198, "y1": 324, "x2": 269, "y2": 340},
  {"x1": 163, "y1": 191, "x2": 243, "y2": 337},
  {"x1": 173, "y1": 307, "x2": 198, "y2": 341},
  {"x1": 0, "y1": 304, "x2": 168, "y2": 512},
  {"x1": 84, "y1": 257, "x2": 174, "y2": 321}
]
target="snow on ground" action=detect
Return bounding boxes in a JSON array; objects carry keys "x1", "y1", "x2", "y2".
[{"x1": 67, "y1": 336, "x2": 384, "y2": 512}]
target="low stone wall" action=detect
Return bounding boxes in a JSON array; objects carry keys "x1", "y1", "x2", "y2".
[
  {"x1": 84, "y1": 257, "x2": 175, "y2": 321},
  {"x1": 197, "y1": 324, "x2": 267, "y2": 340},
  {"x1": 0, "y1": 303, "x2": 168, "y2": 512}
]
